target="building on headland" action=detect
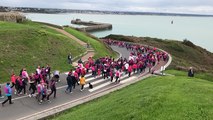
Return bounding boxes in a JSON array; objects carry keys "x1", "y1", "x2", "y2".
[{"x1": 0, "y1": 12, "x2": 26, "y2": 23}]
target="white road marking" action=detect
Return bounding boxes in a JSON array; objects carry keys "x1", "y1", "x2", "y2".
[
  {"x1": 85, "y1": 76, "x2": 96, "y2": 82},
  {"x1": 89, "y1": 81, "x2": 111, "y2": 92},
  {"x1": 89, "y1": 74, "x2": 130, "y2": 92},
  {"x1": 120, "y1": 76, "x2": 137, "y2": 84},
  {"x1": 0, "y1": 72, "x2": 141, "y2": 103},
  {"x1": 85, "y1": 78, "x2": 107, "y2": 88}
]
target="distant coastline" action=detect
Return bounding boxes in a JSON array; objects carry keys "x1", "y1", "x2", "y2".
[{"x1": 1, "y1": 6, "x2": 213, "y2": 17}]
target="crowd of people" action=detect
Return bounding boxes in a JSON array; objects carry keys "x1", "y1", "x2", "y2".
[{"x1": 1, "y1": 39, "x2": 169, "y2": 107}]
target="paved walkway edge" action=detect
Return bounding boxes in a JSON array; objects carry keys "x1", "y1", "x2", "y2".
[{"x1": 17, "y1": 74, "x2": 152, "y2": 120}]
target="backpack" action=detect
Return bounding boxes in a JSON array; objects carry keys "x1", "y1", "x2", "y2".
[{"x1": 4, "y1": 86, "x2": 9, "y2": 94}]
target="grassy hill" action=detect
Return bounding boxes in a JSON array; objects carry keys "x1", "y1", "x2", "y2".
[
  {"x1": 64, "y1": 27, "x2": 117, "y2": 59},
  {"x1": 50, "y1": 70, "x2": 213, "y2": 120},
  {"x1": 104, "y1": 34, "x2": 213, "y2": 74},
  {"x1": 0, "y1": 21, "x2": 86, "y2": 83}
]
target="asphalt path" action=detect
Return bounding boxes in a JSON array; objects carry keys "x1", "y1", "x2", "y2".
[{"x1": 0, "y1": 45, "x2": 167, "y2": 120}]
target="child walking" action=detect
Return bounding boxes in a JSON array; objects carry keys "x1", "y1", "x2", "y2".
[
  {"x1": 80, "y1": 75, "x2": 86, "y2": 91},
  {"x1": 2, "y1": 83, "x2": 13, "y2": 106}
]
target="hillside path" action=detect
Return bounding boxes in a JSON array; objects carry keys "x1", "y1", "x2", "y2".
[
  {"x1": 47, "y1": 26, "x2": 87, "y2": 46},
  {"x1": 47, "y1": 26, "x2": 95, "y2": 65}
]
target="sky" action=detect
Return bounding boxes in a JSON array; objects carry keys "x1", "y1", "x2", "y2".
[{"x1": 1, "y1": 0, "x2": 213, "y2": 15}]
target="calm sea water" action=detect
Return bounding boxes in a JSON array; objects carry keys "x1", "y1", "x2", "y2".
[{"x1": 25, "y1": 13, "x2": 213, "y2": 52}]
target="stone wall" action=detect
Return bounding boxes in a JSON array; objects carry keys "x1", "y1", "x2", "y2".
[
  {"x1": 71, "y1": 19, "x2": 112, "y2": 32},
  {"x1": 0, "y1": 12, "x2": 26, "y2": 23}
]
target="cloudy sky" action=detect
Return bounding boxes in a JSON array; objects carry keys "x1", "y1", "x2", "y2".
[{"x1": 1, "y1": 0, "x2": 213, "y2": 15}]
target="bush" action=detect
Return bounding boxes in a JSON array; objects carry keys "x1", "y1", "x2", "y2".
[{"x1": 182, "y1": 39, "x2": 195, "y2": 48}]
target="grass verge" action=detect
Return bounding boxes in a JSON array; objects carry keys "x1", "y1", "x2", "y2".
[
  {"x1": 0, "y1": 21, "x2": 86, "y2": 83},
  {"x1": 49, "y1": 70, "x2": 213, "y2": 120}
]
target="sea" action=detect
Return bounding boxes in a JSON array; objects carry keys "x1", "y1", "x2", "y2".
[{"x1": 25, "y1": 13, "x2": 213, "y2": 52}]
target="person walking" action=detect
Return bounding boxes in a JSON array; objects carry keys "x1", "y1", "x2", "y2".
[
  {"x1": 45, "y1": 64, "x2": 51, "y2": 80},
  {"x1": 65, "y1": 73, "x2": 73, "y2": 93},
  {"x1": 2, "y1": 83, "x2": 13, "y2": 106},
  {"x1": 109, "y1": 69, "x2": 114, "y2": 82},
  {"x1": 80, "y1": 75, "x2": 86, "y2": 91},
  {"x1": 128, "y1": 65, "x2": 132, "y2": 77},
  {"x1": 10, "y1": 73, "x2": 18, "y2": 94},
  {"x1": 28, "y1": 74, "x2": 36, "y2": 97},
  {"x1": 115, "y1": 70, "x2": 121, "y2": 83},
  {"x1": 47, "y1": 77, "x2": 57, "y2": 102},
  {"x1": 17, "y1": 75, "x2": 26, "y2": 96},
  {"x1": 37, "y1": 82, "x2": 43, "y2": 104},
  {"x1": 40, "y1": 84, "x2": 48, "y2": 104},
  {"x1": 10, "y1": 73, "x2": 16, "y2": 88},
  {"x1": 68, "y1": 53, "x2": 72, "y2": 64},
  {"x1": 71, "y1": 73, "x2": 77, "y2": 89},
  {"x1": 21, "y1": 68, "x2": 29, "y2": 95}
]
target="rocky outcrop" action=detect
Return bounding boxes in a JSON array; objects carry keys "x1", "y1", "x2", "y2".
[{"x1": 0, "y1": 12, "x2": 26, "y2": 23}]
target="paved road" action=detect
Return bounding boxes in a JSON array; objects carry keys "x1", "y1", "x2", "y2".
[{"x1": 0, "y1": 45, "x2": 168, "y2": 120}]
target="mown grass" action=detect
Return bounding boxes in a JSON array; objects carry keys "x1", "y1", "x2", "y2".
[
  {"x1": 64, "y1": 27, "x2": 116, "y2": 59},
  {"x1": 50, "y1": 71, "x2": 213, "y2": 120},
  {"x1": 166, "y1": 69, "x2": 213, "y2": 82},
  {"x1": 0, "y1": 21, "x2": 86, "y2": 83}
]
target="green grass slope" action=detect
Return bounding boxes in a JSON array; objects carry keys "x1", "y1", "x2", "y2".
[
  {"x1": 104, "y1": 35, "x2": 213, "y2": 73},
  {"x1": 64, "y1": 27, "x2": 116, "y2": 59},
  {"x1": 50, "y1": 71, "x2": 213, "y2": 120},
  {"x1": 0, "y1": 21, "x2": 86, "y2": 83}
]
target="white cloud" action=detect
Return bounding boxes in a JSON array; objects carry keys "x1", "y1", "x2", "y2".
[{"x1": 1, "y1": 0, "x2": 213, "y2": 14}]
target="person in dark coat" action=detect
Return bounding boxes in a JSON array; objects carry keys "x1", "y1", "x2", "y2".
[
  {"x1": 68, "y1": 53, "x2": 72, "y2": 64},
  {"x1": 188, "y1": 67, "x2": 194, "y2": 77},
  {"x1": 65, "y1": 74, "x2": 73, "y2": 93},
  {"x1": 47, "y1": 77, "x2": 57, "y2": 102}
]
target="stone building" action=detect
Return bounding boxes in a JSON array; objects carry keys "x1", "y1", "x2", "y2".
[{"x1": 0, "y1": 12, "x2": 26, "y2": 23}]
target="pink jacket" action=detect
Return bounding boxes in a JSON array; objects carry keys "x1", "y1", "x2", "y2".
[
  {"x1": 11, "y1": 74, "x2": 16, "y2": 83},
  {"x1": 22, "y1": 71, "x2": 29, "y2": 79},
  {"x1": 37, "y1": 84, "x2": 42, "y2": 93}
]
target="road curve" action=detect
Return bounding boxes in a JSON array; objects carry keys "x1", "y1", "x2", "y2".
[{"x1": 0, "y1": 44, "x2": 171, "y2": 120}]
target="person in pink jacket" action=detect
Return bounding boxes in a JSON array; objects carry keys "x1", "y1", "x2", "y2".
[
  {"x1": 132, "y1": 63, "x2": 137, "y2": 73},
  {"x1": 128, "y1": 65, "x2": 132, "y2": 77},
  {"x1": 10, "y1": 73, "x2": 16, "y2": 88},
  {"x1": 115, "y1": 70, "x2": 121, "y2": 83}
]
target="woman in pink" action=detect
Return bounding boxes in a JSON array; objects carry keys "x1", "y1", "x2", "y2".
[
  {"x1": 22, "y1": 68, "x2": 29, "y2": 84},
  {"x1": 10, "y1": 73, "x2": 16, "y2": 88},
  {"x1": 132, "y1": 63, "x2": 138, "y2": 73},
  {"x1": 85, "y1": 62, "x2": 90, "y2": 73},
  {"x1": 128, "y1": 65, "x2": 132, "y2": 77},
  {"x1": 81, "y1": 68, "x2": 86, "y2": 76},
  {"x1": 17, "y1": 76, "x2": 24, "y2": 96},
  {"x1": 91, "y1": 65, "x2": 96, "y2": 78},
  {"x1": 115, "y1": 70, "x2": 121, "y2": 83},
  {"x1": 74, "y1": 71, "x2": 79, "y2": 85}
]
